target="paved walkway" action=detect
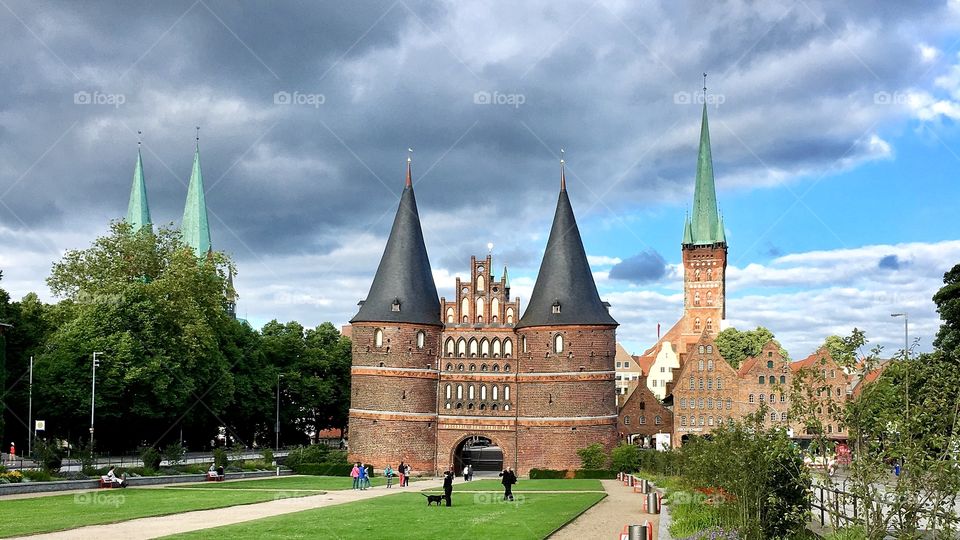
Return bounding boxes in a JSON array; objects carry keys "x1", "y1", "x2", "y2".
[
  {"x1": 12, "y1": 479, "x2": 445, "y2": 540},
  {"x1": 550, "y1": 479, "x2": 660, "y2": 539}
]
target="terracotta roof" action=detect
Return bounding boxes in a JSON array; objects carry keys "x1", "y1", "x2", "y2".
[
  {"x1": 737, "y1": 356, "x2": 759, "y2": 377},
  {"x1": 634, "y1": 354, "x2": 655, "y2": 377}
]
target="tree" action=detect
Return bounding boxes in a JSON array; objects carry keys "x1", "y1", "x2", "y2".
[
  {"x1": 714, "y1": 326, "x2": 787, "y2": 369},
  {"x1": 576, "y1": 443, "x2": 609, "y2": 469},
  {"x1": 611, "y1": 442, "x2": 641, "y2": 472},
  {"x1": 933, "y1": 263, "x2": 960, "y2": 363},
  {"x1": 35, "y1": 222, "x2": 236, "y2": 452}
]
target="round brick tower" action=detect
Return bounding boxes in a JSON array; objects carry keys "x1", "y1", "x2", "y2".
[
  {"x1": 348, "y1": 157, "x2": 442, "y2": 472},
  {"x1": 513, "y1": 159, "x2": 619, "y2": 473}
]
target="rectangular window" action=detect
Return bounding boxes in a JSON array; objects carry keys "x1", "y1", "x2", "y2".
[{"x1": 616, "y1": 361, "x2": 621, "y2": 368}]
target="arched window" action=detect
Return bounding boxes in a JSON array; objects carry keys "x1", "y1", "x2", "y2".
[
  {"x1": 707, "y1": 397, "x2": 713, "y2": 409},
  {"x1": 492, "y1": 364, "x2": 500, "y2": 372},
  {"x1": 655, "y1": 415, "x2": 662, "y2": 425},
  {"x1": 707, "y1": 378, "x2": 713, "y2": 390},
  {"x1": 640, "y1": 416, "x2": 647, "y2": 425},
  {"x1": 504, "y1": 385, "x2": 510, "y2": 400},
  {"x1": 491, "y1": 404, "x2": 498, "y2": 411},
  {"x1": 506, "y1": 308, "x2": 514, "y2": 324},
  {"x1": 480, "y1": 339, "x2": 489, "y2": 357},
  {"x1": 446, "y1": 308, "x2": 454, "y2": 323},
  {"x1": 469, "y1": 364, "x2": 476, "y2": 372},
  {"x1": 689, "y1": 377, "x2": 694, "y2": 390},
  {"x1": 707, "y1": 359, "x2": 714, "y2": 371},
  {"x1": 445, "y1": 338, "x2": 455, "y2": 357},
  {"x1": 706, "y1": 291, "x2": 713, "y2": 305},
  {"x1": 695, "y1": 268, "x2": 701, "y2": 281},
  {"x1": 706, "y1": 345, "x2": 713, "y2": 353},
  {"x1": 521, "y1": 336, "x2": 527, "y2": 352},
  {"x1": 624, "y1": 416, "x2": 631, "y2": 425},
  {"x1": 461, "y1": 297, "x2": 470, "y2": 321},
  {"x1": 699, "y1": 416, "x2": 705, "y2": 426},
  {"x1": 481, "y1": 385, "x2": 487, "y2": 400},
  {"x1": 467, "y1": 403, "x2": 475, "y2": 410},
  {"x1": 477, "y1": 275, "x2": 485, "y2": 291},
  {"x1": 708, "y1": 416, "x2": 714, "y2": 426},
  {"x1": 446, "y1": 363, "x2": 453, "y2": 371},
  {"x1": 492, "y1": 386, "x2": 499, "y2": 400},
  {"x1": 781, "y1": 412, "x2": 788, "y2": 421},
  {"x1": 463, "y1": 316, "x2": 468, "y2": 323},
  {"x1": 554, "y1": 334, "x2": 564, "y2": 353},
  {"x1": 469, "y1": 338, "x2": 478, "y2": 357},
  {"x1": 456, "y1": 402, "x2": 463, "y2": 409},
  {"x1": 479, "y1": 403, "x2": 486, "y2": 410},
  {"x1": 445, "y1": 384, "x2": 451, "y2": 400},
  {"x1": 476, "y1": 297, "x2": 485, "y2": 322},
  {"x1": 374, "y1": 328, "x2": 383, "y2": 347},
  {"x1": 457, "y1": 363, "x2": 464, "y2": 371},
  {"x1": 481, "y1": 364, "x2": 488, "y2": 372},
  {"x1": 492, "y1": 339, "x2": 501, "y2": 357},
  {"x1": 456, "y1": 385, "x2": 463, "y2": 399},
  {"x1": 504, "y1": 404, "x2": 510, "y2": 411},
  {"x1": 468, "y1": 385, "x2": 475, "y2": 399},
  {"x1": 770, "y1": 412, "x2": 777, "y2": 422},
  {"x1": 491, "y1": 297, "x2": 499, "y2": 320},
  {"x1": 706, "y1": 318, "x2": 713, "y2": 331},
  {"x1": 681, "y1": 416, "x2": 687, "y2": 426},
  {"x1": 457, "y1": 338, "x2": 466, "y2": 357},
  {"x1": 726, "y1": 398, "x2": 732, "y2": 409},
  {"x1": 680, "y1": 398, "x2": 686, "y2": 409},
  {"x1": 698, "y1": 345, "x2": 705, "y2": 354},
  {"x1": 698, "y1": 378, "x2": 704, "y2": 390},
  {"x1": 504, "y1": 364, "x2": 511, "y2": 372},
  {"x1": 780, "y1": 375, "x2": 786, "y2": 384},
  {"x1": 759, "y1": 376, "x2": 765, "y2": 384},
  {"x1": 695, "y1": 318, "x2": 701, "y2": 331},
  {"x1": 698, "y1": 398, "x2": 704, "y2": 409},
  {"x1": 698, "y1": 359, "x2": 704, "y2": 371},
  {"x1": 707, "y1": 268, "x2": 713, "y2": 280},
  {"x1": 416, "y1": 331, "x2": 425, "y2": 349},
  {"x1": 749, "y1": 394, "x2": 755, "y2": 403},
  {"x1": 759, "y1": 393, "x2": 765, "y2": 403},
  {"x1": 694, "y1": 291, "x2": 700, "y2": 306},
  {"x1": 717, "y1": 377, "x2": 723, "y2": 389},
  {"x1": 503, "y1": 339, "x2": 513, "y2": 357},
  {"x1": 767, "y1": 360, "x2": 774, "y2": 369}
]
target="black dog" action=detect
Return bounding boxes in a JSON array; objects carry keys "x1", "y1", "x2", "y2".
[{"x1": 422, "y1": 494, "x2": 445, "y2": 506}]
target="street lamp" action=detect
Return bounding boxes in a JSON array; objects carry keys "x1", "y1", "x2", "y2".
[
  {"x1": 276, "y1": 374, "x2": 283, "y2": 452},
  {"x1": 28, "y1": 356, "x2": 33, "y2": 458},
  {"x1": 890, "y1": 313, "x2": 909, "y2": 434},
  {"x1": 90, "y1": 352, "x2": 103, "y2": 452}
]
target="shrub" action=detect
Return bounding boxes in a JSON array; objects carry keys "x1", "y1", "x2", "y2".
[
  {"x1": 574, "y1": 469, "x2": 618, "y2": 479},
  {"x1": 283, "y1": 445, "x2": 332, "y2": 469},
  {"x1": 576, "y1": 443, "x2": 609, "y2": 469},
  {"x1": 611, "y1": 443, "x2": 641, "y2": 473},
  {"x1": 529, "y1": 468, "x2": 567, "y2": 479},
  {"x1": 140, "y1": 447, "x2": 162, "y2": 470},
  {"x1": 213, "y1": 447, "x2": 229, "y2": 468},
  {"x1": 21, "y1": 469, "x2": 53, "y2": 482},
  {"x1": 0, "y1": 471, "x2": 23, "y2": 483},
  {"x1": 291, "y1": 463, "x2": 355, "y2": 476},
  {"x1": 162, "y1": 443, "x2": 186, "y2": 466},
  {"x1": 33, "y1": 440, "x2": 63, "y2": 473},
  {"x1": 262, "y1": 449, "x2": 274, "y2": 465}
]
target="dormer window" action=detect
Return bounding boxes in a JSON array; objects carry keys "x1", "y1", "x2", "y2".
[
  {"x1": 552, "y1": 300, "x2": 561, "y2": 314},
  {"x1": 391, "y1": 298, "x2": 401, "y2": 312}
]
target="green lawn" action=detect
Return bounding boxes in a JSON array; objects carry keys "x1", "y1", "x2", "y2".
[
  {"x1": 176, "y1": 475, "x2": 407, "y2": 491},
  {"x1": 421, "y1": 478, "x2": 603, "y2": 492},
  {"x1": 165, "y1": 491, "x2": 606, "y2": 539},
  {"x1": 0, "y1": 488, "x2": 314, "y2": 538}
]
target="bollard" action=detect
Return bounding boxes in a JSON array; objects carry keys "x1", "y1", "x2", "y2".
[
  {"x1": 646, "y1": 492, "x2": 659, "y2": 513},
  {"x1": 640, "y1": 479, "x2": 649, "y2": 493},
  {"x1": 643, "y1": 520, "x2": 653, "y2": 540},
  {"x1": 628, "y1": 524, "x2": 647, "y2": 540}
]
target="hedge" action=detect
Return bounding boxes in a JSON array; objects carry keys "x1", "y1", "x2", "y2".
[
  {"x1": 529, "y1": 468, "x2": 567, "y2": 479},
  {"x1": 290, "y1": 463, "x2": 363, "y2": 477},
  {"x1": 574, "y1": 469, "x2": 618, "y2": 479}
]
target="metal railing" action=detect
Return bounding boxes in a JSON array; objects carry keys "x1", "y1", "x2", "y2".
[{"x1": 811, "y1": 484, "x2": 960, "y2": 535}]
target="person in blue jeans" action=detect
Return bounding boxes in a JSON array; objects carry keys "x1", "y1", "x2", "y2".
[
  {"x1": 364, "y1": 464, "x2": 373, "y2": 489},
  {"x1": 358, "y1": 462, "x2": 368, "y2": 490}
]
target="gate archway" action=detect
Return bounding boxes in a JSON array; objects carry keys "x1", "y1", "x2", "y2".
[{"x1": 452, "y1": 435, "x2": 503, "y2": 476}]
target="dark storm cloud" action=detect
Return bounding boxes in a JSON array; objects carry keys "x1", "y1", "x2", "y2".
[
  {"x1": 0, "y1": 0, "x2": 953, "y2": 328},
  {"x1": 609, "y1": 250, "x2": 668, "y2": 284},
  {"x1": 878, "y1": 254, "x2": 902, "y2": 270}
]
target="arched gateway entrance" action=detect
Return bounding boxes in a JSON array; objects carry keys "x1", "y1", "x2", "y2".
[{"x1": 452, "y1": 435, "x2": 503, "y2": 476}]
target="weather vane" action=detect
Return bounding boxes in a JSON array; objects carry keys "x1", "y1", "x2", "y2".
[
  {"x1": 407, "y1": 147, "x2": 413, "y2": 162},
  {"x1": 196, "y1": 125, "x2": 200, "y2": 143},
  {"x1": 137, "y1": 130, "x2": 142, "y2": 147},
  {"x1": 703, "y1": 72, "x2": 707, "y2": 93},
  {"x1": 560, "y1": 148, "x2": 565, "y2": 163}
]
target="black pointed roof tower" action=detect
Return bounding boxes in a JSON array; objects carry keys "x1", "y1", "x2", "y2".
[
  {"x1": 351, "y1": 153, "x2": 441, "y2": 326},
  {"x1": 516, "y1": 154, "x2": 617, "y2": 328}
]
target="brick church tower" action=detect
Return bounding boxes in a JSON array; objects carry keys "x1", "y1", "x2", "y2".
[
  {"x1": 348, "y1": 157, "x2": 442, "y2": 472},
  {"x1": 513, "y1": 158, "x2": 619, "y2": 470},
  {"x1": 679, "y1": 102, "x2": 727, "y2": 355}
]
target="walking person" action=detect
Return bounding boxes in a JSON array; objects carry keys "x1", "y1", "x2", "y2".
[
  {"x1": 397, "y1": 461, "x2": 405, "y2": 487},
  {"x1": 463, "y1": 464, "x2": 469, "y2": 482},
  {"x1": 384, "y1": 464, "x2": 394, "y2": 488},
  {"x1": 351, "y1": 462, "x2": 360, "y2": 489},
  {"x1": 499, "y1": 467, "x2": 516, "y2": 501},
  {"x1": 468, "y1": 464, "x2": 474, "y2": 481},
  {"x1": 364, "y1": 464, "x2": 373, "y2": 489},
  {"x1": 443, "y1": 470, "x2": 454, "y2": 506},
  {"x1": 404, "y1": 464, "x2": 411, "y2": 486},
  {"x1": 357, "y1": 462, "x2": 368, "y2": 490}
]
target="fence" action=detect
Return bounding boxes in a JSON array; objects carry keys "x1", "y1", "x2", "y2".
[
  {"x1": 811, "y1": 483, "x2": 960, "y2": 535},
  {"x1": 3, "y1": 449, "x2": 291, "y2": 472}
]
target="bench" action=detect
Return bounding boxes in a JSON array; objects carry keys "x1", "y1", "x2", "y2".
[
  {"x1": 206, "y1": 471, "x2": 225, "y2": 482},
  {"x1": 99, "y1": 476, "x2": 120, "y2": 489}
]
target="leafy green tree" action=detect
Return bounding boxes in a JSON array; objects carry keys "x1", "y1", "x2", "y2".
[
  {"x1": 35, "y1": 222, "x2": 235, "y2": 452},
  {"x1": 576, "y1": 443, "x2": 609, "y2": 469},
  {"x1": 714, "y1": 326, "x2": 787, "y2": 368},
  {"x1": 611, "y1": 442, "x2": 641, "y2": 472}
]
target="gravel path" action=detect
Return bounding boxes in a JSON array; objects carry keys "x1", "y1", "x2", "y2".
[
  {"x1": 549, "y1": 479, "x2": 660, "y2": 539},
  {"x1": 10, "y1": 478, "x2": 445, "y2": 540}
]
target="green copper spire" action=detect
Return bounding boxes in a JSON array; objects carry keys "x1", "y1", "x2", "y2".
[
  {"x1": 182, "y1": 135, "x2": 212, "y2": 257},
  {"x1": 685, "y1": 102, "x2": 724, "y2": 246},
  {"x1": 682, "y1": 214, "x2": 693, "y2": 244},
  {"x1": 126, "y1": 144, "x2": 152, "y2": 233}
]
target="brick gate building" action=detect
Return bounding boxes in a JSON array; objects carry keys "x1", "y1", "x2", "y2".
[{"x1": 348, "y1": 157, "x2": 618, "y2": 475}]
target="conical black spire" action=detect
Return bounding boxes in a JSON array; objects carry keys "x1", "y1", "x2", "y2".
[
  {"x1": 351, "y1": 159, "x2": 440, "y2": 326},
  {"x1": 517, "y1": 163, "x2": 617, "y2": 328}
]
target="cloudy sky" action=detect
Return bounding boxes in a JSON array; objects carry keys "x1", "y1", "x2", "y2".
[{"x1": 0, "y1": 0, "x2": 958, "y2": 359}]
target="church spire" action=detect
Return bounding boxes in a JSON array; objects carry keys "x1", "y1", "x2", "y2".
[
  {"x1": 559, "y1": 149, "x2": 566, "y2": 192},
  {"x1": 684, "y1": 94, "x2": 724, "y2": 246},
  {"x1": 181, "y1": 128, "x2": 212, "y2": 257},
  {"x1": 351, "y1": 153, "x2": 440, "y2": 326},
  {"x1": 517, "y1": 158, "x2": 617, "y2": 328},
  {"x1": 126, "y1": 133, "x2": 151, "y2": 233}
]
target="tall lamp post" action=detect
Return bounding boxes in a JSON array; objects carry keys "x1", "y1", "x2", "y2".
[
  {"x1": 276, "y1": 374, "x2": 283, "y2": 451},
  {"x1": 90, "y1": 352, "x2": 103, "y2": 452},
  {"x1": 28, "y1": 356, "x2": 33, "y2": 458},
  {"x1": 890, "y1": 313, "x2": 909, "y2": 432}
]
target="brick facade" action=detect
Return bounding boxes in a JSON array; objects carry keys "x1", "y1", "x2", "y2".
[{"x1": 617, "y1": 374, "x2": 674, "y2": 448}]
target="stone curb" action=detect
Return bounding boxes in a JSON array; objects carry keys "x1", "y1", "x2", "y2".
[{"x1": 0, "y1": 470, "x2": 291, "y2": 496}]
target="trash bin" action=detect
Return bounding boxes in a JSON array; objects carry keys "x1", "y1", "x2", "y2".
[
  {"x1": 640, "y1": 479, "x2": 649, "y2": 493},
  {"x1": 646, "y1": 492, "x2": 660, "y2": 513},
  {"x1": 628, "y1": 524, "x2": 647, "y2": 540}
]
